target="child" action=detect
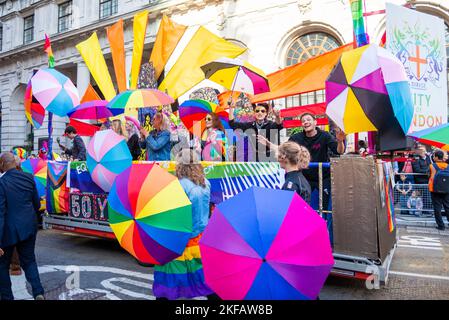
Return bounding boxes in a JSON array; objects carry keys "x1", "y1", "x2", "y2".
[
  {"x1": 396, "y1": 174, "x2": 412, "y2": 215},
  {"x1": 278, "y1": 141, "x2": 312, "y2": 204},
  {"x1": 152, "y1": 149, "x2": 217, "y2": 300},
  {"x1": 407, "y1": 190, "x2": 424, "y2": 217}
]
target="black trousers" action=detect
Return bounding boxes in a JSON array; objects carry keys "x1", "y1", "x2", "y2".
[
  {"x1": 431, "y1": 192, "x2": 449, "y2": 229},
  {"x1": 0, "y1": 234, "x2": 44, "y2": 300}
]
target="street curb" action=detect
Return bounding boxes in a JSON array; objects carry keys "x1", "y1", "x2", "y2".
[{"x1": 396, "y1": 220, "x2": 437, "y2": 228}]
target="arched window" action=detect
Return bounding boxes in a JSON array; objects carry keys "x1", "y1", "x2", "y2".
[{"x1": 285, "y1": 32, "x2": 340, "y2": 66}]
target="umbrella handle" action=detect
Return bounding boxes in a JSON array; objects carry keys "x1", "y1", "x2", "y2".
[{"x1": 227, "y1": 66, "x2": 241, "y2": 108}]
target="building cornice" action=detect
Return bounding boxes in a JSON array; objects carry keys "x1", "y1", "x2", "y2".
[{"x1": 0, "y1": 0, "x2": 222, "y2": 62}]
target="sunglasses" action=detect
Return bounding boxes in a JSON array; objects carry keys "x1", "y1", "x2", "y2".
[
  {"x1": 205, "y1": 116, "x2": 213, "y2": 121},
  {"x1": 255, "y1": 109, "x2": 267, "y2": 114}
]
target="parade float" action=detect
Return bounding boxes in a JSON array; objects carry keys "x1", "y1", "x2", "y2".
[{"x1": 22, "y1": 1, "x2": 447, "y2": 295}]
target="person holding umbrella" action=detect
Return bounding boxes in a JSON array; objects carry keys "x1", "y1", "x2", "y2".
[
  {"x1": 153, "y1": 149, "x2": 218, "y2": 300},
  {"x1": 201, "y1": 113, "x2": 228, "y2": 162},
  {"x1": 228, "y1": 102, "x2": 283, "y2": 162},
  {"x1": 139, "y1": 112, "x2": 171, "y2": 161}
]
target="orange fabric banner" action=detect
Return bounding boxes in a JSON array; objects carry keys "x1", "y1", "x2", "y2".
[
  {"x1": 150, "y1": 15, "x2": 187, "y2": 80},
  {"x1": 81, "y1": 84, "x2": 102, "y2": 103},
  {"x1": 251, "y1": 43, "x2": 354, "y2": 103},
  {"x1": 130, "y1": 10, "x2": 149, "y2": 90},
  {"x1": 107, "y1": 19, "x2": 127, "y2": 93}
]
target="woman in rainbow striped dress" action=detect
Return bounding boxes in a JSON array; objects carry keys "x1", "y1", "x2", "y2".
[{"x1": 153, "y1": 149, "x2": 217, "y2": 300}]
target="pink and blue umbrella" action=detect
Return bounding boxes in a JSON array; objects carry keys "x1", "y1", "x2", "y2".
[
  {"x1": 87, "y1": 129, "x2": 132, "y2": 192},
  {"x1": 68, "y1": 100, "x2": 124, "y2": 120},
  {"x1": 200, "y1": 187, "x2": 334, "y2": 300},
  {"x1": 30, "y1": 68, "x2": 80, "y2": 117}
]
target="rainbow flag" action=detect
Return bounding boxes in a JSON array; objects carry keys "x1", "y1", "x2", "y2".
[
  {"x1": 44, "y1": 34, "x2": 55, "y2": 68},
  {"x1": 349, "y1": 0, "x2": 369, "y2": 47},
  {"x1": 46, "y1": 161, "x2": 69, "y2": 214},
  {"x1": 383, "y1": 163, "x2": 396, "y2": 232},
  {"x1": 12, "y1": 147, "x2": 27, "y2": 160}
]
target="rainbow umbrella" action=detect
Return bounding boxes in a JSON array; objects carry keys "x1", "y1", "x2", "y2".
[
  {"x1": 86, "y1": 129, "x2": 132, "y2": 192},
  {"x1": 409, "y1": 123, "x2": 449, "y2": 151},
  {"x1": 22, "y1": 159, "x2": 47, "y2": 198},
  {"x1": 107, "y1": 89, "x2": 174, "y2": 111},
  {"x1": 201, "y1": 58, "x2": 270, "y2": 95},
  {"x1": 24, "y1": 80, "x2": 45, "y2": 129},
  {"x1": 30, "y1": 68, "x2": 80, "y2": 117},
  {"x1": 200, "y1": 187, "x2": 334, "y2": 300},
  {"x1": 68, "y1": 100, "x2": 124, "y2": 120},
  {"x1": 108, "y1": 164, "x2": 192, "y2": 265},
  {"x1": 179, "y1": 99, "x2": 229, "y2": 137}
]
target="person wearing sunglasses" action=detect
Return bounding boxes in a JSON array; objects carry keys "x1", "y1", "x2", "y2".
[
  {"x1": 139, "y1": 112, "x2": 171, "y2": 161},
  {"x1": 228, "y1": 102, "x2": 283, "y2": 162},
  {"x1": 201, "y1": 113, "x2": 228, "y2": 162}
]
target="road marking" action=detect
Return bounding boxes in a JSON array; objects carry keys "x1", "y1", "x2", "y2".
[
  {"x1": 101, "y1": 277, "x2": 154, "y2": 300},
  {"x1": 11, "y1": 273, "x2": 33, "y2": 300},
  {"x1": 390, "y1": 271, "x2": 449, "y2": 281},
  {"x1": 397, "y1": 244, "x2": 443, "y2": 251},
  {"x1": 38, "y1": 265, "x2": 154, "y2": 280}
]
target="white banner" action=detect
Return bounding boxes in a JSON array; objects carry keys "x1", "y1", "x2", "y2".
[{"x1": 386, "y1": 3, "x2": 447, "y2": 132}]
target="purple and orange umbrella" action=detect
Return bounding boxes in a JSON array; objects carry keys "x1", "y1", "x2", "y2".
[
  {"x1": 68, "y1": 100, "x2": 124, "y2": 120},
  {"x1": 107, "y1": 164, "x2": 192, "y2": 265},
  {"x1": 200, "y1": 187, "x2": 334, "y2": 300}
]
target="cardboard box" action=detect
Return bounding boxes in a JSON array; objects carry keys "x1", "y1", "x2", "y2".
[{"x1": 331, "y1": 156, "x2": 396, "y2": 262}]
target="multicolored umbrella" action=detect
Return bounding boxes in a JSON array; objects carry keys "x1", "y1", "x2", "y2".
[
  {"x1": 179, "y1": 99, "x2": 229, "y2": 137},
  {"x1": 108, "y1": 164, "x2": 192, "y2": 265},
  {"x1": 200, "y1": 187, "x2": 334, "y2": 300},
  {"x1": 30, "y1": 68, "x2": 80, "y2": 117},
  {"x1": 409, "y1": 123, "x2": 449, "y2": 151},
  {"x1": 12, "y1": 148, "x2": 27, "y2": 160},
  {"x1": 107, "y1": 89, "x2": 174, "y2": 111},
  {"x1": 86, "y1": 129, "x2": 132, "y2": 192},
  {"x1": 325, "y1": 44, "x2": 414, "y2": 135},
  {"x1": 24, "y1": 80, "x2": 45, "y2": 129},
  {"x1": 21, "y1": 159, "x2": 47, "y2": 198},
  {"x1": 67, "y1": 100, "x2": 124, "y2": 120},
  {"x1": 201, "y1": 58, "x2": 270, "y2": 95}
]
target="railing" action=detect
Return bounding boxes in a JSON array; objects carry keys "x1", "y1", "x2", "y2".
[{"x1": 393, "y1": 173, "x2": 435, "y2": 215}]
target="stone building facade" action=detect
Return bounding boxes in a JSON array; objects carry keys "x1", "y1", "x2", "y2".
[{"x1": 0, "y1": 0, "x2": 447, "y2": 152}]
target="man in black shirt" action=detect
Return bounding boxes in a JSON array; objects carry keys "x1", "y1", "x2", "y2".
[
  {"x1": 228, "y1": 102, "x2": 283, "y2": 162},
  {"x1": 58, "y1": 126, "x2": 87, "y2": 161}
]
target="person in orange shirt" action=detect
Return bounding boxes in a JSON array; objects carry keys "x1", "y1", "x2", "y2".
[{"x1": 429, "y1": 150, "x2": 449, "y2": 231}]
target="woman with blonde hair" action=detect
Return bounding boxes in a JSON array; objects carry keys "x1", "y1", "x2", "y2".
[
  {"x1": 153, "y1": 149, "x2": 217, "y2": 300},
  {"x1": 111, "y1": 119, "x2": 124, "y2": 136},
  {"x1": 139, "y1": 112, "x2": 171, "y2": 161},
  {"x1": 278, "y1": 141, "x2": 311, "y2": 204}
]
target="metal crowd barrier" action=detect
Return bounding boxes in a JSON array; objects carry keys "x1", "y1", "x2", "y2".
[
  {"x1": 308, "y1": 162, "x2": 331, "y2": 216},
  {"x1": 393, "y1": 173, "x2": 435, "y2": 215}
]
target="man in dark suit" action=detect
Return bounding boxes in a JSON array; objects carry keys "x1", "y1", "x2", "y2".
[{"x1": 0, "y1": 152, "x2": 45, "y2": 300}]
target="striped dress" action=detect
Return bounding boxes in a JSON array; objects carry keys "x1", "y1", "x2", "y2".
[{"x1": 153, "y1": 178, "x2": 213, "y2": 299}]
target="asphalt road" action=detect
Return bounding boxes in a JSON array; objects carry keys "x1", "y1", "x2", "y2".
[{"x1": 9, "y1": 226, "x2": 449, "y2": 300}]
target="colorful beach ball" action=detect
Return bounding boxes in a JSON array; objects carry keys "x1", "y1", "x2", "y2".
[
  {"x1": 87, "y1": 129, "x2": 132, "y2": 192},
  {"x1": 108, "y1": 164, "x2": 192, "y2": 265}
]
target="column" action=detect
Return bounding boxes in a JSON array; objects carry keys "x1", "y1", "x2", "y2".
[{"x1": 77, "y1": 62, "x2": 90, "y2": 99}]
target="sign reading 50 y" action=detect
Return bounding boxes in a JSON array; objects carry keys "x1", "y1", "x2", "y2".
[{"x1": 69, "y1": 193, "x2": 108, "y2": 221}]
